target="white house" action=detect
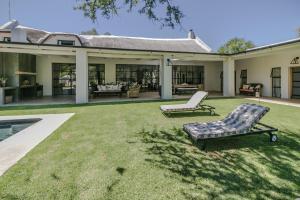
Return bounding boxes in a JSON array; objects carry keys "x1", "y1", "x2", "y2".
[{"x1": 0, "y1": 20, "x2": 299, "y2": 105}]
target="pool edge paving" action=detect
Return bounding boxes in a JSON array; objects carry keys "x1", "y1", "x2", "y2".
[{"x1": 0, "y1": 113, "x2": 74, "y2": 176}]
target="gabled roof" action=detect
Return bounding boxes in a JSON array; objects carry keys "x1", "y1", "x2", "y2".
[
  {"x1": 0, "y1": 20, "x2": 19, "y2": 30},
  {"x1": 0, "y1": 20, "x2": 212, "y2": 53},
  {"x1": 38, "y1": 33, "x2": 84, "y2": 46},
  {"x1": 16, "y1": 25, "x2": 49, "y2": 43}
]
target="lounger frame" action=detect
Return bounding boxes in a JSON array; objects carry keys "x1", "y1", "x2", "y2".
[
  {"x1": 162, "y1": 104, "x2": 216, "y2": 116},
  {"x1": 187, "y1": 122, "x2": 278, "y2": 151}
]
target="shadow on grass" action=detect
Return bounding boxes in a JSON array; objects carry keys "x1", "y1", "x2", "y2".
[{"x1": 137, "y1": 127, "x2": 300, "y2": 199}]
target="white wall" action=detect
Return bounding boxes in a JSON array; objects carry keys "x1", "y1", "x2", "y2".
[
  {"x1": 235, "y1": 47, "x2": 300, "y2": 99},
  {"x1": 11, "y1": 28, "x2": 27, "y2": 43},
  {"x1": 204, "y1": 62, "x2": 223, "y2": 92}
]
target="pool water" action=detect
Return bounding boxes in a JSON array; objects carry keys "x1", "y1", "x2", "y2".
[{"x1": 0, "y1": 118, "x2": 41, "y2": 141}]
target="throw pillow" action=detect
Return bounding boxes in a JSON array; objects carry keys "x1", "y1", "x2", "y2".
[
  {"x1": 243, "y1": 85, "x2": 249, "y2": 89},
  {"x1": 100, "y1": 85, "x2": 106, "y2": 91}
]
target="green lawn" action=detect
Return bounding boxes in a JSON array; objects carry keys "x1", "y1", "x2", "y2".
[{"x1": 0, "y1": 98, "x2": 299, "y2": 200}]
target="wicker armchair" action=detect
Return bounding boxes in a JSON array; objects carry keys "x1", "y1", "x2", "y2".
[{"x1": 127, "y1": 85, "x2": 141, "y2": 98}]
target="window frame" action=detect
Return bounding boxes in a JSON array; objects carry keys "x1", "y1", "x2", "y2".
[
  {"x1": 271, "y1": 67, "x2": 281, "y2": 98},
  {"x1": 57, "y1": 40, "x2": 75, "y2": 46},
  {"x1": 240, "y1": 69, "x2": 247, "y2": 86},
  {"x1": 3, "y1": 37, "x2": 11, "y2": 42},
  {"x1": 116, "y1": 64, "x2": 159, "y2": 91},
  {"x1": 172, "y1": 65, "x2": 204, "y2": 85},
  {"x1": 88, "y1": 64, "x2": 105, "y2": 86}
]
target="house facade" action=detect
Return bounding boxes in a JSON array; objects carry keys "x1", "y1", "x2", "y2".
[{"x1": 0, "y1": 20, "x2": 299, "y2": 105}]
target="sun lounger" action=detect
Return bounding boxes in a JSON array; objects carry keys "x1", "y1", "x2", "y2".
[
  {"x1": 183, "y1": 103, "x2": 278, "y2": 150},
  {"x1": 160, "y1": 91, "x2": 215, "y2": 115}
]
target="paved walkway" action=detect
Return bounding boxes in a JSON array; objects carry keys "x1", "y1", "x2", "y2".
[{"x1": 246, "y1": 97, "x2": 300, "y2": 108}]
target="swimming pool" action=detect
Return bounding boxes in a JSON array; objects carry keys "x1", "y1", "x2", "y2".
[{"x1": 0, "y1": 118, "x2": 41, "y2": 141}]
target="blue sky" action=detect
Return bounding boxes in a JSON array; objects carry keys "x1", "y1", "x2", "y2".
[{"x1": 0, "y1": 0, "x2": 299, "y2": 51}]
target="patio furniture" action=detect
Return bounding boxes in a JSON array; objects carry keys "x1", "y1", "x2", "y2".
[
  {"x1": 183, "y1": 103, "x2": 278, "y2": 150},
  {"x1": 160, "y1": 91, "x2": 215, "y2": 115},
  {"x1": 173, "y1": 83, "x2": 203, "y2": 94},
  {"x1": 239, "y1": 83, "x2": 263, "y2": 96},
  {"x1": 93, "y1": 84, "x2": 123, "y2": 97},
  {"x1": 127, "y1": 84, "x2": 141, "y2": 98}
]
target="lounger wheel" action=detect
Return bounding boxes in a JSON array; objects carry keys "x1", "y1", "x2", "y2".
[{"x1": 270, "y1": 134, "x2": 278, "y2": 142}]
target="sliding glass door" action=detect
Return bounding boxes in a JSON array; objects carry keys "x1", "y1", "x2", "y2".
[
  {"x1": 172, "y1": 65, "x2": 204, "y2": 85},
  {"x1": 116, "y1": 64, "x2": 159, "y2": 91},
  {"x1": 52, "y1": 63, "x2": 76, "y2": 96},
  {"x1": 292, "y1": 67, "x2": 300, "y2": 99},
  {"x1": 271, "y1": 67, "x2": 281, "y2": 98}
]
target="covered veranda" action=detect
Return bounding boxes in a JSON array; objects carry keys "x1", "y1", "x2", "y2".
[{"x1": 0, "y1": 42, "x2": 233, "y2": 106}]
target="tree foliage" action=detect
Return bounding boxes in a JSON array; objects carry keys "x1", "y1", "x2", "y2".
[
  {"x1": 80, "y1": 28, "x2": 99, "y2": 35},
  {"x1": 218, "y1": 38, "x2": 255, "y2": 54},
  {"x1": 74, "y1": 0, "x2": 184, "y2": 28}
]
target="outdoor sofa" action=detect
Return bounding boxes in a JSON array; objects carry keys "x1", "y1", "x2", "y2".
[
  {"x1": 160, "y1": 91, "x2": 215, "y2": 116},
  {"x1": 93, "y1": 84, "x2": 124, "y2": 97},
  {"x1": 183, "y1": 103, "x2": 278, "y2": 150},
  {"x1": 239, "y1": 83, "x2": 263, "y2": 96}
]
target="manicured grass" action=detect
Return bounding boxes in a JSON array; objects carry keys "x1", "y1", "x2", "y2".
[{"x1": 0, "y1": 98, "x2": 299, "y2": 199}]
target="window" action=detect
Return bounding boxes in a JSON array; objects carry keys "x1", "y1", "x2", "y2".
[
  {"x1": 57, "y1": 40, "x2": 75, "y2": 46},
  {"x1": 240, "y1": 70, "x2": 247, "y2": 86},
  {"x1": 172, "y1": 65, "x2": 204, "y2": 85},
  {"x1": 116, "y1": 64, "x2": 159, "y2": 91},
  {"x1": 3, "y1": 37, "x2": 11, "y2": 42}
]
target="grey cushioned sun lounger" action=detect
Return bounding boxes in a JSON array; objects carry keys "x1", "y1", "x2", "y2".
[
  {"x1": 160, "y1": 91, "x2": 215, "y2": 115},
  {"x1": 183, "y1": 103, "x2": 278, "y2": 150}
]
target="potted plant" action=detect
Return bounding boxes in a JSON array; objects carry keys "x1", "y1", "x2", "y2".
[{"x1": 0, "y1": 76, "x2": 8, "y2": 87}]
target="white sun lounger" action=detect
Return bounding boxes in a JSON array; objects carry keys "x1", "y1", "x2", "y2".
[{"x1": 160, "y1": 91, "x2": 215, "y2": 115}]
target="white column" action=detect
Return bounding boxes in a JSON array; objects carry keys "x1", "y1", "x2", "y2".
[
  {"x1": 281, "y1": 66, "x2": 290, "y2": 99},
  {"x1": 160, "y1": 56, "x2": 172, "y2": 99},
  {"x1": 223, "y1": 58, "x2": 235, "y2": 97},
  {"x1": 76, "y1": 49, "x2": 89, "y2": 104}
]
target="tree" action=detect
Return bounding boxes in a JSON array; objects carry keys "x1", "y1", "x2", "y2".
[
  {"x1": 218, "y1": 38, "x2": 255, "y2": 54},
  {"x1": 80, "y1": 28, "x2": 99, "y2": 35},
  {"x1": 74, "y1": 0, "x2": 184, "y2": 28}
]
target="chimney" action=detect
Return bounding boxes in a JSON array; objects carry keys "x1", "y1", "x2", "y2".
[{"x1": 188, "y1": 29, "x2": 196, "y2": 39}]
